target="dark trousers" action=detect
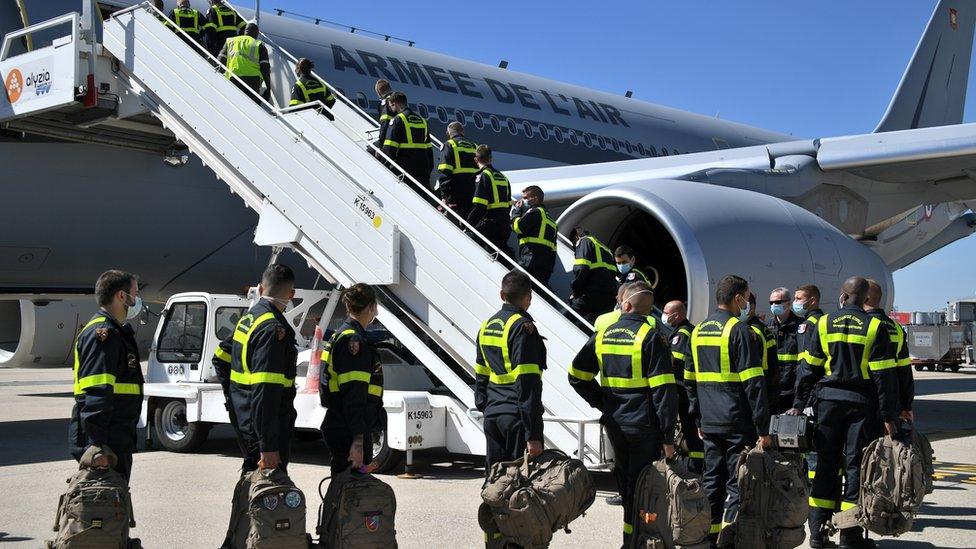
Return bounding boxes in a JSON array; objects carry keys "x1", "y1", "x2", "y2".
[
  {"x1": 230, "y1": 74, "x2": 269, "y2": 104},
  {"x1": 605, "y1": 421, "x2": 661, "y2": 546},
  {"x1": 570, "y1": 293, "x2": 616, "y2": 323},
  {"x1": 69, "y1": 406, "x2": 136, "y2": 481},
  {"x1": 323, "y1": 426, "x2": 373, "y2": 477},
  {"x1": 677, "y1": 402, "x2": 705, "y2": 474},
  {"x1": 476, "y1": 222, "x2": 514, "y2": 259},
  {"x1": 809, "y1": 400, "x2": 872, "y2": 528},
  {"x1": 518, "y1": 247, "x2": 556, "y2": 288},
  {"x1": 702, "y1": 431, "x2": 754, "y2": 541},
  {"x1": 70, "y1": 447, "x2": 133, "y2": 481},
  {"x1": 484, "y1": 413, "x2": 526, "y2": 468}
]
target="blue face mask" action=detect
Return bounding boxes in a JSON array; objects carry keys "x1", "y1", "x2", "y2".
[
  {"x1": 792, "y1": 301, "x2": 807, "y2": 317},
  {"x1": 738, "y1": 301, "x2": 752, "y2": 322},
  {"x1": 770, "y1": 303, "x2": 786, "y2": 317},
  {"x1": 617, "y1": 262, "x2": 632, "y2": 274}
]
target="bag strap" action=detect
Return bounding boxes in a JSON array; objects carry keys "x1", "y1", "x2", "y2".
[{"x1": 78, "y1": 444, "x2": 118, "y2": 469}]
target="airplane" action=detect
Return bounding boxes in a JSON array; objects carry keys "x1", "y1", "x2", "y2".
[{"x1": 1, "y1": 0, "x2": 975, "y2": 367}]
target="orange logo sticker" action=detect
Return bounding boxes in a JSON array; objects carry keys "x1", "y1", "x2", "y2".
[{"x1": 5, "y1": 69, "x2": 23, "y2": 103}]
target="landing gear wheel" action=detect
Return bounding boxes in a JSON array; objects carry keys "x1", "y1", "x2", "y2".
[
  {"x1": 154, "y1": 399, "x2": 210, "y2": 452},
  {"x1": 370, "y1": 430, "x2": 403, "y2": 474}
]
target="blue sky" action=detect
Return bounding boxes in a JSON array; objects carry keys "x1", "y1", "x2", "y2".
[{"x1": 266, "y1": 0, "x2": 975, "y2": 311}]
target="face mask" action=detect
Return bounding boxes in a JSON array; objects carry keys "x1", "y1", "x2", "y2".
[
  {"x1": 661, "y1": 314, "x2": 671, "y2": 328},
  {"x1": 738, "y1": 301, "x2": 751, "y2": 322},
  {"x1": 792, "y1": 301, "x2": 807, "y2": 317},
  {"x1": 124, "y1": 293, "x2": 142, "y2": 321},
  {"x1": 262, "y1": 296, "x2": 291, "y2": 309},
  {"x1": 617, "y1": 262, "x2": 632, "y2": 274},
  {"x1": 770, "y1": 303, "x2": 786, "y2": 317}
]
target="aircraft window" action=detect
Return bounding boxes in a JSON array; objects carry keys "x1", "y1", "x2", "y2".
[
  {"x1": 673, "y1": 148, "x2": 680, "y2": 156},
  {"x1": 522, "y1": 121, "x2": 534, "y2": 137},
  {"x1": 356, "y1": 92, "x2": 369, "y2": 110},
  {"x1": 660, "y1": 147, "x2": 669, "y2": 156},
  {"x1": 637, "y1": 143, "x2": 646, "y2": 156},
  {"x1": 554, "y1": 127, "x2": 564, "y2": 143},
  {"x1": 436, "y1": 106, "x2": 449, "y2": 123},
  {"x1": 598, "y1": 135, "x2": 607, "y2": 150},
  {"x1": 214, "y1": 307, "x2": 247, "y2": 340},
  {"x1": 648, "y1": 145, "x2": 657, "y2": 157},
  {"x1": 418, "y1": 103, "x2": 430, "y2": 119},
  {"x1": 157, "y1": 302, "x2": 208, "y2": 363},
  {"x1": 568, "y1": 130, "x2": 579, "y2": 146},
  {"x1": 539, "y1": 124, "x2": 550, "y2": 141},
  {"x1": 490, "y1": 115, "x2": 502, "y2": 133},
  {"x1": 507, "y1": 118, "x2": 518, "y2": 135},
  {"x1": 473, "y1": 112, "x2": 485, "y2": 129},
  {"x1": 611, "y1": 138, "x2": 619, "y2": 152},
  {"x1": 583, "y1": 133, "x2": 593, "y2": 148},
  {"x1": 625, "y1": 140, "x2": 633, "y2": 154},
  {"x1": 454, "y1": 109, "x2": 466, "y2": 125}
]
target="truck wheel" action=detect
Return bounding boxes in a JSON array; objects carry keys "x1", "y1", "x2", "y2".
[
  {"x1": 370, "y1": 430, "x2": 404, "y2": 474},
  {"x1": 154, "y1": 399, "x2": 210, "y2": 453},
  {"x1": 950, "y1": 364, "x2": 961, "y2": 372},
  {"x1": 914, "y1": 364, "x2": 924, "y2": 372}
]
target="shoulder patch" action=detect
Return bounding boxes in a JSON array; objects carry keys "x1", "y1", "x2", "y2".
[
  {"x1": 797, "y1": 324, "x2": 807, "y2": 334},
  {"x1": 349, "y1": 338, "x2": 361, "y2": 356},
  {"x1": 94, "y1": 327, "x2": 109, "y2": 342},
  {"x1": 671, "y1": 335, "x2": 681, "y2": 346},
  {"x1": 276, "y1": 325, "x2": 286, "y2": 341},
  {"x1": 523, "y1": 321, "x2": 536, "y2": 335}
]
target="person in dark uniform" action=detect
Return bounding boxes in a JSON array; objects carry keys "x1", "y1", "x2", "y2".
[
  {"x1": 203, "y1": 0, "x2": 245, "y2": 58},
  {"x1": 793, "y1": 283, "x2": 829, "y2": 493},
  {"x1": 767, "y1": 287, "x2": 801, "y2": 414},
  {"x1": 614, "y1": 245, "x2": 657, "y2": 289},
  {"x1": 218, "y1": 22, "x2": 272, "y2": 103},
  {"x1": 511, "y1": 185, "x2": 557, "y2": 287},
  {"x1": 467, "y1": 144, "x2": 513, "y2": 256},
  {"x1": 789, "y1": 277, "x2": 898, "y2": 549},
  {"x1": 373, "y1": 79, "x2": 395, "y2": 154},
  {"x1": 569, "y1": 227, "x2": 617, "y2": 322},
  {"x1": 662, "y1": 299, "x2": 705, "y2": 474},
  {"x1": 746, "y1": 292, "x2": 780, "y2": 412},
  {"x1": 382, "y1": 91, "x2": 434, "y2": 187},
  {"x1": 570, "y1": 281, "x2": 677, "y2": 545},
  {"x1": 435, "y1": 121, "x2": 478, "y2": 218},
  {"x1": 320, "y1": 284, "x2": 384, "y2": 475},
  {"x1": 214, "y1": 264, "x2": 298, "y2": 548},
  {"x1": 169, "y1": 0, "x2": 207, "y2": 47},
  {"x1": 69, "y1": 270, "x2": 145, "y2": 481},
  {"x1": 864, "y1": 279, "x2": 914, "y2": 424},
  {"x1": 686, "y1": 275, "x2": 771, "y2": 546},
  {"x1": 289, "y1": 57, "x2": 336, "y2": 120}
]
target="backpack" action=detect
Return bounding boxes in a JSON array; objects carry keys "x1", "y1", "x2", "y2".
[
  {"x1": 246, "y1": 468, "x2": 308, "y2": 548},
  {"x1": 833, "y1": 435, "x2": 925, "y2": 536},
  {"x1": 734, "y1": 446, "x2": 808, "y2": 549},
  {"x1": 316, "y1": 470, "x2": 397, "y2": 548},
  {"x1": 481, "y1": 449, "x2": 595, "y2": 549},
  {"x1": 630, "y1": 458, "x2": 710, "y2": 549},
  {"x1": 47, "y1": 446, "x2": 137, "y2": 549},
  {"x1": 908, "y1": 427, "x2": 935, "y2": 495}
]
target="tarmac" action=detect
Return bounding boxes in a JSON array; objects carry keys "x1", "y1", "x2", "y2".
[{"x1": 1, "y1": 367, "x2": 975, "y2": 548}]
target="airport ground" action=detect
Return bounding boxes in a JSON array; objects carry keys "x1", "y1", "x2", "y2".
[{"x1": 1, "y1": 368, "x2": 975, "y2": 548}]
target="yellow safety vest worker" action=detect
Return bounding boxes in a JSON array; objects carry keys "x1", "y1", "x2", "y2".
[{"x1": 224, "y1": 35, "x2": 264, "y2": 80}]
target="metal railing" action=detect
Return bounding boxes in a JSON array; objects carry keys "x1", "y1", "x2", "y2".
[
  {"x1": 468, "y1": 408, "x2": 608, "y2": 466},
  {"x1": 271, "y1": 8, "x2": 415, "y2": 47}
]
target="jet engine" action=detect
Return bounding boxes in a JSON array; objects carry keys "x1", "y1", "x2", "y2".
[
  {"x1": 556, "y1": 180, "x2": 893, "y2": 321},
  {"x1": 0, "y1": 296, "x2": 92, "y2": 367}
]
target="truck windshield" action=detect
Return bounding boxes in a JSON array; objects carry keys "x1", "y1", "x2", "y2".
[{"x1": 157, "y1": 302, "x2": 207, "y2": 363}]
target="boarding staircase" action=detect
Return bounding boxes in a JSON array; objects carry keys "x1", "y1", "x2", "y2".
[{"x1": 0, "y1": 3, "x2": 608, "y2": 465}]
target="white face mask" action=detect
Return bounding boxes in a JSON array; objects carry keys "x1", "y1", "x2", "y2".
[
  {"x1": 123, "y1": 292, "x2": 142, "y2": 321},
  {"x1": 262, "y1": 296, "x2": 291, "y2": 309}
]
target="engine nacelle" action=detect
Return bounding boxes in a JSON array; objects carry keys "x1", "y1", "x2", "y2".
[
  {"x1": 557, "y1": 180, "x2": 893, "y2": 322},
  {"x1": 0, "y1": 297, "x2": 92, "y2": 367}
]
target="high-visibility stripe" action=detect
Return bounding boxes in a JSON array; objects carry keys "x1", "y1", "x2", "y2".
[
  {"x1": 471, "y1": 196, "x2": 489, "y2": 205},
  {"x1": 809, "y1": 497, "x2": 838, "y2": 509},
  {"x1": 574, "y1": 236, "x2": 615, "y2": 271},
  {"x1": 709, "y1": 523, "x2": 721, "y2": 534},
  {"x1": 478, "y1": 314, "x2": 542, "y2": 385},
  {"x1": 473, "y1": 363, "x2": 492, "y2": 376},
  {"x1": 229, "y1": 312, "x2": 294, "y2": 387},
  {"x1": 77, "y1": 373, "x2": 116, "y2": 392},
  {"x1": 568, "y1": 366, "x2": 596, "y2": 381},
  {"x1": 516, "y1": 206, "x2": 557, "y2": 251},
  {"x1": 439, "y1": 138, "x2": 478, "y2": 174},
  {"x1": 489, "y1": 363, "x2": 541, "y2": 385},
  {"x1": 840, "y1": 501, "x2": 857, "y2": 511},
  {"x1": 596, "y1": 322, "x2": 655, "y2": 389},
  {"x1": 738, "y1": 367, "x2": 765, "y2": 381},
  {"x1": 173, "y1": 8, "x2": 201, "y2": 33},
  {"x1": 868, "y1": 358, "x2": 899, "y2": 371},
  {"x1": 623, "y1": 522, "x2": 633, "y2": 534},
  {"x1": 671, "y1": 350, "x2": 687, "y2": 361},
  {"x1": 213, "y1": 346, "x2": 232, "y2": 363},
  {"x1": 799, "y1": 350, "x2": 825, "y2": 367},
  {"x1": 688, "y1": 451, "x2": 704, "y2": 459},
  {"x1": 114, "y1": 383, "x2": 142, "y2": 395},
  {"x1": 324, "y1": 329, "x2": 373, "y2": 393},
  {"x1": 73, "y1": 315, "x2": 144, "y2": 397},
  {"x1": 777, "y1": 353, "x2": 799, "y2": 362},
  {"x1": 473, "y1": 169, "x2": 511, "y2": 210},
  {"x1": 385, "y1": 112, "x2": 432, "y2": 150},
  {"x1": 691, "y1": 317, "x2": 760, "y2": 384},
  {"x1": 808, "y1": 469, "x2": 816, "y2": 480},
  {"x1": 224, "y1": 35, "x2": 264, "y2": 79},
  {"x1": 648, "y1": 373, "x2": 676, "y2": 388},
  {"x1": 368, "y1": 384, "x2": 383, "y2": 397},
  {"x1": 750, "y1": 325, "x2": 770, "y2": 371},
  {"x1": 335, "y1": 370, "x2": 372, "y2": 385}
]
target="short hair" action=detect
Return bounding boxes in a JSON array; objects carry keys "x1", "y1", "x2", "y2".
[
  {"x1": 770, "y1": 287, "x2": 791, "y2": 301},
  {"x1": 261, "y1": 264, "x2": 295, "y2": 297},
  {"x1": 866, "y1": 279, "x2": 883, "y2": 305},
  {"x1": 795, "y1": 284, "x2": 820, "y2": 302},
  {"x1": 446, "y1": 121, "x2": 464, "y2": 137},
  {"x1": 341, "y1": 283, "x2": 376, "y2": 314},
  {"x1": 521, "y1": 185, "x2": 544, "y2": 201},
  {"x1": 389, "y1": 91, "x2": 407, "y2": 107},
  {"x1": 842, "y1": 277, "x2": 870, "y2": 306},
  {"x1": 747, "y1": 292, "x2": 756, "y2": 306},
  {"x1": 154, "y1": 0, "x2": 165, "y2": 9},
  {"x1": 244, "y1": 22, "x2": 259, "y2": 37},
  {"x1": 95, "y1": 270, "x2": 137, "y2": 307},
  {"x1": 715, "y1": 275, "x2": 749, "y2": 306},
  {"x1": 623, "y1": 281, "x2": 654, "y2": 313},
  {"x1": 501, "y1": 269, "x2": 532, "y2": 303},
  {"x1": 475, "y1": 144, "x2": 492, "y2": 163},
  {"x1": 614, "y1": 245, "x2": 636, "y2": 259},
  {"x1": 296, "y1": 57, "x2": 314, "y2": 75},
  {"x1": 375, "y1": 79, "x2": 391, "y2": 97}
]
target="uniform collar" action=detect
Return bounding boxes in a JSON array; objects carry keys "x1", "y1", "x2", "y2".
[
  {"x1": 712, "y1": 308, "x2": 735, "y2": 320},
  {"x1": 808, "y1": 308, "x2": 825, "y2": 317},
  {"x1": 341, "y1": 317, "x2": 367, "y2": 335},
  {"x1": 97, "y1": 307, "x2": 124, "y2": 329},
  {"x1": 773, "y1": 312, "x2": 796, "y2": 327},
  {"x1": 501, "y1": 302, "x2": 532, "y2": 320},
  {"x1": 253, "y1": 299, "x2": 293, "y2": 333},
  {"x1": 839, "y1": 304, "x2": 862, "y2": 313},
  {"x1": 676, "y1": 319, "x2": 694, "y2": 331},
  {"x1": 619, "y1": 312, "x2": 646, "y2": 322}
]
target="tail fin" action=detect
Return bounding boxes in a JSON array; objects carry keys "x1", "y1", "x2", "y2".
[{"x1": 875, "y1": 0, "x2": 976, "y2": 132}]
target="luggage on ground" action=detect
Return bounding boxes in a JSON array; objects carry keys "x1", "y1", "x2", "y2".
[
  {"x1": 47, "y1": 445, "x2": 138, "y2": 549},
  {"x1": 734, "y1": 446, "x2": 808, "y2": 549},
  {"x1": 481, "y1": 449, "x2": 595, "y2": 548},
  {"x1": 245, "y1": 468, "x2": 308, "y2": 548},
  {"x1": 316, "y1": 469, "x2": 397, "y2": 548},
  {"x1": 629, "y1": 457, "x2": 710, "y2": 549}
]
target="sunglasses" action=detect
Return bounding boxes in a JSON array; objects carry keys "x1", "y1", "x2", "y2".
[{"x1": 769, "y1": 299, "x2": 788, "y2": 305}]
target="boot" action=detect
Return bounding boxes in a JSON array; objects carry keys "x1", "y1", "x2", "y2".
[
  {"x1": 839, "y1": 526, "x2": 877, "y2": 548},
  {"x1": 808, "y1": 507, "x2": 837, "y2": 548}
]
